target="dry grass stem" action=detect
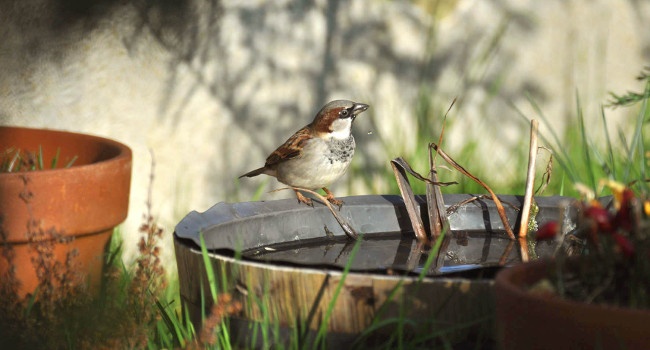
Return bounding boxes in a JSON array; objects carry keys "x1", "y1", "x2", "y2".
[
  {"x1": 427, "y1": 146, "x2": 450, "y2": 239},
  {"x1": 390, "y1": 156, "x2": 456, "y2": 244},
  {"x1": 270, "y1": 187, "x2": 359, "y2": 239},
  {"x1": 430, "y1": 143, "x2": 516, "y2": 240},
  {"x1": 536, "y1": 146, "x2": 553, "y2": 194},
  {"x1": 0, "y1": 151, "x2": 179, "y2": 348},
  {"x1": 128, "y1": 152, "x2": 168, "y2": 345},
  {"x1": 389, "y1": 157, "x2": 456, "y2": 187},
  {"x1": 391, "y1": 158, "x2": 430, "y2": 245},
  {"x1": 427, "y1": 97, "x2": 455, "y2": 240},
  {"x1": 517, "y1": 119, "x2": 540, "y2": 261},
  {"x1": 499, "y1": 240, "x2": 516, "y2": 266}
]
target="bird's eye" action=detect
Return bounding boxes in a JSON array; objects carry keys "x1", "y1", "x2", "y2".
[{"x1": 339, "y1": 109, "x2": 350, "y2": 118}]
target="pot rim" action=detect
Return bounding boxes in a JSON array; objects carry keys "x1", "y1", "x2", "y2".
[
  {"x1": 495, "y1": 257, "x2": 650, "y2": 316},
  {"x1": 0, "y1": 125, "x2": 131, "y2": 176},
  {"x1": 0, "y1": 126, "x2": 133, "y2": 239}
]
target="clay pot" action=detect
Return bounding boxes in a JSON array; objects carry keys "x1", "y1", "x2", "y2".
[
  {"x1": 0, "y1": 126, "x2": 132, "y2": 297},
  {"x1": 495, "y1": 258, "x2": 650, "y2": 350}
]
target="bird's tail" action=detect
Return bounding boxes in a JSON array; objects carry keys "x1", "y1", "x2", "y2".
[{"x1": 239, "y1": 167, "x2": 266, "y2": 178}]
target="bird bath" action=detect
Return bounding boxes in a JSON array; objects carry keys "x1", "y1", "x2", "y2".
[{"x1": 174, "y1": 194, "x2": 575, "y2": 347}]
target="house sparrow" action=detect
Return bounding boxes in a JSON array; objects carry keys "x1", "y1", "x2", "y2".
[{"x1": 239, "y1": 100, "x2": 369, "y2": 207}]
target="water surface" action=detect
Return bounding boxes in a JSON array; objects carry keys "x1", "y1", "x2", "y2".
[{"x1": 243, "y1": 230, "x2": 558, "y2": 277}]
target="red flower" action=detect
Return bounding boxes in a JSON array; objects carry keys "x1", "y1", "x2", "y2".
[
  {"x1": 536, "y1": 221, "x2": 559, "y2": 240},
  {"x1": 583, "y1": 205, "x2": 613, "y2": 233},
  {"x1": 612, "y1": 233, "x2": 634, "y2": 258}
]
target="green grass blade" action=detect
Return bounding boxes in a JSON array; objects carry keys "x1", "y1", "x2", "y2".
[
  {"x1": 7, "y1": 149, "x2": 20, "y2": 172},
  {"x1": 37, "y1": 145, "x2": 44, "y2": 170},
  {"x1": 633, "y1": 85, "x2": 649, "y2": 183},
  {"x1": 65, "y1": 155, "x2": 78, "y2": 168},
  {"x1": 219, "y1": 318, "x2": 233, "y2": 350},
  {"x1": 418, "y1": 228, "x2": 448, "y2": 283},
  {"x1": 199, "y1": 232, "x2": 218, "y2": 301},
  {"x1": 515, "y1": 96, "x2": 578, "y2": 184},
  {"x1": 51, "y1": 147, "x2": 60, "y2": 169},
  {"x1": 576, "y1": 93, "x2": 596, "y2": 191},
  {"x1": 200, "y1": 278, "x2": 207, "y2": 327},
  {"x1": 24, "y1": 287, "x2": 39, "y2": 317},
  {"x1": 314, "y1": 235, "x2": 363, "y2": 347},
  {"x1": 600, "y1": 107, "x2": 616, "y2": 179},
  {"x1": 155, "y1": 298, "x2": 186, "y2": 348},
  {"x1": 622, "y1": 82, "x2": 648, "y2": 183},
  {"x1": 184, "y1": 306, "x2": 196, "y2": 339},
  {"x1": 353, "y1": 280, "x2": 404, "y2": 348},
  {"x1": 409, "y1": 315, "x2": 493, "y2": 346},
  {"x1": 252, "y1": 180, "x2": 269, "y2": 201}
]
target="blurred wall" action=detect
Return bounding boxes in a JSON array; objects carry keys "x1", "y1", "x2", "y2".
[{"x1": 1, "y1": 0, "x2": 648, "y2": 264}]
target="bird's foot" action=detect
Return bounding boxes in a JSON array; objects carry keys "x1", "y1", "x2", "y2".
[
  {"x1": 294, "y1": 190, "x2": 314, "y2": 207},
  {"x1": 323, "y1": 188, "x2": 344, "y2": 210}
]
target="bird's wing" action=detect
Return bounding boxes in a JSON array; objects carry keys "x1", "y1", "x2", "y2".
[{"x1": 264, "y1": 126, "x2": 311, "y2": 167}]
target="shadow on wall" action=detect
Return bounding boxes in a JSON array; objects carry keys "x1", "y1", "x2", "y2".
[
  {"x1": 0, "y1": 0, "x2": 561, "y2": 211},
  {"x1": 1, "y1": 1, "x2": 194, "y2": 75},
  {"x1": 2, "y1": 0, "x2": 648, "y2": 265}
]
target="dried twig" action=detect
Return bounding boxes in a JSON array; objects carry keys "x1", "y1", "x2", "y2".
[
  {"x1": 498, "y1": 240, "x2": 516, "y2": 266},
  {"x1": 426, "y1": 99, "x2": 455, "y2": 239},
  {"x1": 391, "y1": 158, "x2": 429, "y2": 245},
  {"x1": 426, "y1": 154, "x2": 448, "y2": 239},
  {"x1": 273, "y1": 187, "x2": 359, "y2": 240},
  {"x1": 390, "y1": 158, "x2": 456, "y2": 245},
  {"x1": 517, "y1": 119, "x2": 539, "y2": 262},
  {"x1": 389, "y1": 157, "x2": 457, "y2": 186},
  {"x1": 446, "y1": 195, "x2": 520, "y2": 215},
  {"x1": 536, "y1": 146, "x2": 553, "y2": 195},
  {"x1": 430, "y1": 143, "x2": 516, "y2": 240}
]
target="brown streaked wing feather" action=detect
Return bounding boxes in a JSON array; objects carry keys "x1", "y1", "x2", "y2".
[{"x1": 264, "y1": 126, "x2": 312, "y2": 167}]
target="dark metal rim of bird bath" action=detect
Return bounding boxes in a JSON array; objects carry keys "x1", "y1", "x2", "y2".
[{"x1": 174, "y1": 194, "x2": 583, "y2": 278}]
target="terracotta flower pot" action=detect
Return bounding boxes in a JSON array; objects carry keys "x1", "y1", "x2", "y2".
[
  {"x1": 0, "y1": 126, "x2": 132, "y2": 297},
  {"x1": 495, "y1": 258, "x2": 650, "y2": 350}
]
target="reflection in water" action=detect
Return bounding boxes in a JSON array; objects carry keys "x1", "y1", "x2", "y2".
[{"x1": 242, "y1": 231, "x2": 558, "y2": 277}]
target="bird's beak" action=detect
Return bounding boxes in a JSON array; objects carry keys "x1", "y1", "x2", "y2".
[{"x1": 352, "y1": 103, "x2": 369, "y2": 116}]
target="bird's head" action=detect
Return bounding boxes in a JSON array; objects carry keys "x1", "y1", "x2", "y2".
[{"x1": 312, "y1": 100, "x2": 369, "y2": 140}]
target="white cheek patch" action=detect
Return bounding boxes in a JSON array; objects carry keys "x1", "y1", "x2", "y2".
[{"x1": 328, "y1": 118, "x2": 352, "y2": 139}]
